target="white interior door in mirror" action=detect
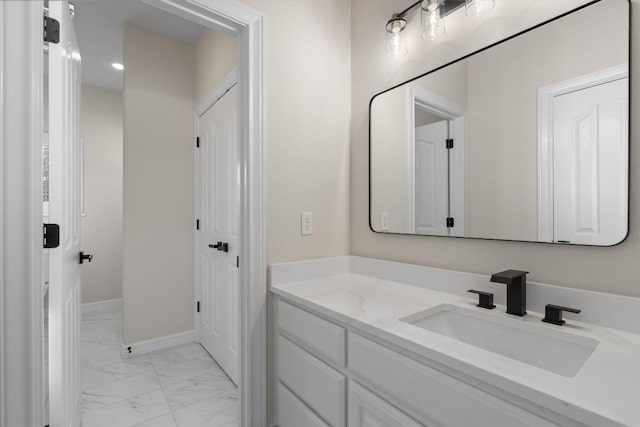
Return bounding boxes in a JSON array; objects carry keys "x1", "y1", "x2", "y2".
[
  {"x1": 197, "y1": 85, "x2": 239, "y2": 384},
  {"x1": 415, "y1": 120, "x2": 449, "y2": 236},
  {"x1": 553, "y1": 78, "x2": 628, "y2": 245}
]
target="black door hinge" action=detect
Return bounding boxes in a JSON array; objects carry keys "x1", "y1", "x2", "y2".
[
  {"x1": 446, "y1": 139, "x2": 454, "y2": 149},
  {"x1": 43, "y1": 223, "x2": 60, "y2": 248},
  {"x1": 196, "y1": 137, "x2": 200, "y2": 148},
  {"x1": 446, "y1": 217, "x2": 455, "y2": 228},
  {"x1": 197, "y1": 301, "x2": 200, "y2": 313},
  {"x1": 196, "y1": 219, "x2": 200, "y2": 230},
  {"x1": 236, "y1": 256, "x2": 239, "y2": 268},
  {"x1": 43, "y1": 16, "x2": 60, "y2": 44}
]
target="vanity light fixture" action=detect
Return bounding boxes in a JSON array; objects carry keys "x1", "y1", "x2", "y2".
[
  {"x1": 386, "y1": 14, "x2": 408, "y2": 58},
  {"x1": 421, "y1": 0, "x2": 446, "y2": 41},
  {"x1": 386, "y1": 0, "x2": 495, "y2": 57},
  {"x1": 465, "y1": 0, "x2": 495, "y2": 16}
]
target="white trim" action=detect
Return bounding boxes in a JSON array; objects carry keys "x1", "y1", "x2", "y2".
[
  {"x1": 0, "y1": 2, "x2": 45, "y2": 426},
  {"x1": 196, "y1": 68, "x2": 238, "y2": 117},
  {"x1": 80, "y1": 298, "x2": 122, "y2": 313},
  {"x1": 0, "y1": 2, "x2": 6, "y2": 423},
  {"x1": 448, "y1": 117, "x2": 467, "y2": 237},
  {"x1": 410, "y1": 85, "x2": 465, "y2": 119},
  {"x1": 143, "y1": 2, "x2": 266, "y2": 426},
  {"x1": 120, "y1": 330, "x2": 196, "y2": 358},
  {"x1": 537, "y1": 64, "x2": 628, "y2": 242}
]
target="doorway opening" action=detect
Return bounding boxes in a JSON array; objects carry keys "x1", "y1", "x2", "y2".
[{"x1": 41, "y1": 1, "x2": 265, "y2": 426}]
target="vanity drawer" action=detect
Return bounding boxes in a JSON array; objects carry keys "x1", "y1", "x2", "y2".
[
  {"x1": 278, "y1": 382, "x2": 330, "y2": 427},
  {"x1": 278, "y1": 335, "x2": 346, "y2": 427},
  {"x1": 278, "y1": 299, "x2": 346, "y2": 367},
  {"x1": 348, "y1": 333, "x2": 559, "y2": 427},
  {"x1": 349, "y1": 381, "x2": 423, "y2": 427}
]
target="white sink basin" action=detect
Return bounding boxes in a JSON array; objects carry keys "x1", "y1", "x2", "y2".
[{"x1": 401, "y1": 304, "x2": 599, "y2": 377}]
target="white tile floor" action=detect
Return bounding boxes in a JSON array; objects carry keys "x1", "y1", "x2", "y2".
[{"x1": 81, "y1": 301, "x2": 238, "y2": 427}]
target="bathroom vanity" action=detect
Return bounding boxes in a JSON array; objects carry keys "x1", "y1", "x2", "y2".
[{"x1": 270, "y1": 257, "x2": 640, "y2": 427}]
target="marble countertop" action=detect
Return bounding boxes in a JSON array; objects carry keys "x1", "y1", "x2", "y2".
[{"x1": 271, "y1": 273, "x2": 640, "y2": 427}]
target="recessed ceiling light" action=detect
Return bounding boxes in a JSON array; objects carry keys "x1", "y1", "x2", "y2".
[{"x1": 111, "y1": 62, "x2": 124, "y2": 71}]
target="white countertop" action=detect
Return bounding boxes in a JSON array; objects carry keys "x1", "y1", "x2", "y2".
[{"x1": 271, "y1": 272, "x2": 640, "y2": 427}]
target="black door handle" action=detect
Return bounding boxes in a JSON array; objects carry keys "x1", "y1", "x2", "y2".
[
  {"x1": 208, "y1": 242, "x2": 229, "y2": 253},
  {"x1": 79, "y1": 251, "x2": 93, "y2": 264}
]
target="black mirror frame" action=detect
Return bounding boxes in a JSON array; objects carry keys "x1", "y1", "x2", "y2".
[{"x1": 368, "y1": 0, "x2": 632, "y2": 247}]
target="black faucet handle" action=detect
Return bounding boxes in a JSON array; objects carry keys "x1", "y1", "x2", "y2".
[
  {"x1": 467, "y1": 290, "x2": 496, "y2": 310},
  {"x1": 542, "y1": 304, "x2": 581, "y2": 326},
  {"x1": 490, "y1": 270, "x2": 529, "y2": 284}
]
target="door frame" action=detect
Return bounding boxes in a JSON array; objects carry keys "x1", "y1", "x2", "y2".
[
  {"x1": 0, "y1": 1, "x2": 46, "y2": 426},
  {"x1": 0, "y1": 0, "x2": 266, "y2": 426},
  {"x1": 536, "y1": 64, "x2": 628, "y2": 242},
  {"x1": 193, "y1": 67, "x2": 238, "y2": 357},
  {"x1": 408, "y1": 85, "x2": 467, "y2": 236}
]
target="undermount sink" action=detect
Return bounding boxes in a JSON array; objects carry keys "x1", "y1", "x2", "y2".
[{"x1": 401, "y1": 304, "x2": 599, "y2": 377}]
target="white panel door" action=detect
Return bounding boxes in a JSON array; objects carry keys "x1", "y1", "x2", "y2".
[
  {"x1": 553, "y1": 78, "x2": 628, "y2": 245},
  {"x1": 48, "y1": 1, "x2": 82, "y2": 426},
  {"x1": 415, "y1": 121, "x2": 449, "y2": 235},
  {"x1": 197, "y1": 85, "x2": 239, "y2": 384}
]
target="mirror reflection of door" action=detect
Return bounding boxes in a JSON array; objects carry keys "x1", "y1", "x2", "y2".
[
  {"x1": 414, "y1": 119, "x2": 449, "y2": 235},
  {"x1": 552, "y1": 77, "x2": 628, "y2": 245}
]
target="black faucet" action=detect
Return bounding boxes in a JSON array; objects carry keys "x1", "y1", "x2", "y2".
[{"x1": 490, "y1": 270, "x2": 528, "y2": 316}]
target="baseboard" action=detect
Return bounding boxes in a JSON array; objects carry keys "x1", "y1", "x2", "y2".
[
  {"x1": 121, "y1": 330, "x2": 196, "y2": 358},
  {"x1": 81, "y1": 298, "x2": 122, "y2": 313}
]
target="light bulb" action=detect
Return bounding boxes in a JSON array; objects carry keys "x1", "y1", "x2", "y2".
[{"x1": 111, "y1": 62, "x2": 124, "y2": 71}]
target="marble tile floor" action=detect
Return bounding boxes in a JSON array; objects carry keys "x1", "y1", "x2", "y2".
[{"x1": 81, "y1": 301, "x2": 238, "y2": 427}]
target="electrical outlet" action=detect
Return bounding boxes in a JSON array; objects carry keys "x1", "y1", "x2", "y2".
[
  {"x1": 380, "y1": 212, "x2": 389, "y2": 231},
  {"x1": 301, "y1": 212, "x2": 313, "y2": 236}
]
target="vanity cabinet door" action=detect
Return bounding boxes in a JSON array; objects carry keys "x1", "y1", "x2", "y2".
[
  {"x1": 278, "y1": 300, "x2": 346, "y2": 367},
  {"x1": 278, "y1": 382, "x2": 330, "y2": 427},
  {"x1": 349, "y1": 333, "x2": 559, "y2": 427},
  {"x1": 278, "y1": 335, "x2": 346, "y2": 427},
  {"x1": 349, "y1": 381, "x2": 424, "y2": 427}
]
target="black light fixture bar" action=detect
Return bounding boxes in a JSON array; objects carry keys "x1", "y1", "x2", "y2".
[{"x1": 394, "y1": 0, "x2": 465, "y2": 19}]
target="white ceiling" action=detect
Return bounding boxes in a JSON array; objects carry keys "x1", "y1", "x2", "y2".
[{"x1": 74, "y1": 0, "x2": 206, "y2": 91}]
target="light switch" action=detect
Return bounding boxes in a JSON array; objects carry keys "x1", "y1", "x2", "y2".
[
  {"x1": 380, "y1": 212, "x2": 389, "y2": 231},
  {"x1": 301, "y1": 212, "x2": 313, "y2": 236}
]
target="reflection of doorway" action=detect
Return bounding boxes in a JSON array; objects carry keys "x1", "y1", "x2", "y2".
[
  {"x1": 537, "y1": 65, "x2": 628, "y2": 245},
  {"x1": 409, "y1": 85, "x2": 466, "y2": 236}
]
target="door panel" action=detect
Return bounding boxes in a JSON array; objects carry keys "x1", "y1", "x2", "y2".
[
  {"x1": 553, "y1": 78, "x2": 628, "y2": 245},
  {"x1": 415, "y1": 121, "x2": 449, "y2": 236},
  {"x1": 197, "y1": 85, "x2": 239, "y2": 384},
  {"x1": 48, "y1": 1, "x2": 82, "y2": 426}
]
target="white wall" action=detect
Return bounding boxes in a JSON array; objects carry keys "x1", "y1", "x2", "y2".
[
  {"x1": 122, "y1": 24, "x2": 196, "y2": 344},
  {"x1": 352, "y1": 0, "x2": 640, "y2": 297},
  {"x1": 242, "y1": 0, "x2": 352, "y2": 264},
  {"x1": 80, "y1": 84, "x2": 123, "y2": 304},
  {"x1": 196, "y1": 29, "x2": 237, "y2": 107}
]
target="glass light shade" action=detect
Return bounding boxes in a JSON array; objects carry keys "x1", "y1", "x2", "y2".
[
  {"x1": 386, "y1": 17, "x2": 408, "y2": 58},
  {"x1": 421, "y1": 7, "x2": 446, "y2": 40},
  {"x1": 465, "y1": 0, "x2": 495, "y2": 16}
]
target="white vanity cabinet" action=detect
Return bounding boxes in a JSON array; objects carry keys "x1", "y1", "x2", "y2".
[{"x1": 275, "y1": 297, "x2": 581, "y2": 427}]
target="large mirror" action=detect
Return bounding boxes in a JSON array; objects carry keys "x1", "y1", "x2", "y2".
[{"x1": 370, "y1": 0, "x2": 629, "y2": 246}]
